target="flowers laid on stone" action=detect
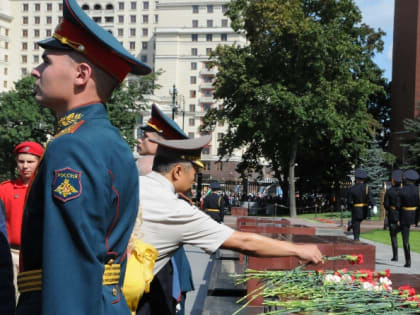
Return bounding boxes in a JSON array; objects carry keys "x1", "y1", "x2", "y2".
[{"x1": 233, "y1": 254, "x2": 420, "y2": 314}]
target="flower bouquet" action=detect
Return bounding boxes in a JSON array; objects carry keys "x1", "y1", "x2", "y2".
[{"x1": 232, "y1": 255, "x2": 420, "y2": 314}]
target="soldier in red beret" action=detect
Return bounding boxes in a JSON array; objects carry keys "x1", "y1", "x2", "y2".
[{"x1": 0, "y1": 141, "x2": 44, "y2": 296}]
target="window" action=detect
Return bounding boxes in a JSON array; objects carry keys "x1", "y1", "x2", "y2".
[
  {"x1": 4, "y1": 55, "x2": 8, "y2": 62},
  {"x1": 118, "y1": 15, "x2": 124, "y2": 23},
  {"x1": 34, "y1": 29, "x2": 40, "y2": 37},
  {"x1": 59, "y1": 3, "x2": 63, "y2": 11},
  {"x1": 206, "y1": 48, "x2": 212, "y2": 56},
  {"x1": 222, "y1": 5, "x2": 228, "y2": 13},
  {"x1": 46, "y1": 16, "x2": 52, "y2": 24},
  {"x1": 222, "y1": 19, "x2": 228, "y2": 27},
  {"x1": 129, "y1": 41, "x2": 135, "y2": 50},
  {"x1": 22, "y1": 29, "x2": 28, "y2": 37},
  {"x1": 191, "y1": 34, "x2": 198, "y2": 42},
  {"x1": 118, "y1": 29, "x2": 123, "y2": 36},
  {"x1": 93, "y1": 17, "x2": 102, "y2": 23},
  {"x1": 23, "y1": 16, "x2": 28, "y2": 24},
  {"x1": 142, "y1": 28, "x2": 148, "y2": 36},
  {"x1": 118, "y1": 2, "x2": 124, "y2": 10},
  {"x1": 58, "y1": 17, "x2": 63, "y2": 23},
  {"x1": 202, "y1": 104, "x2": 211, "y2": 111},
  {"x1": 202, "y1": 147, "x2": 210, "y2": 155},
  {"x1": 221, "y1": 34, "x2": 227, "y2": 41},
  {"x1": 141, "y1": 55, "x2": 147, "y2": 63},
  {"x1": 131, "y1": 2, "x2": 137, "y2": 10},
  {"x1": 192, "y1": 20, "x2": 198, "y2": 28},
  {"x1": 206, "y1": 34, "x2": 212, "y2": 42},
  {"x1": 189, "y1": 104, "x2": 195, "y2": 112},
  {"x1": 82, "y1": 4, "x2": 89, "y2": 10},
  {"x1": 191, "y1": 48, "x2": 197, "y2": 56},
  {"x1": 191, "y1": 62, "x2": 197, "y2": 70},
  {"x1": 189, "y1": 118, "x2": 195, "y2": 126},
  {"x1": 21, "y1": 68, "x2": 28, "y2": 76},
  {"x1": 22, "y1": 42, "x2": 28, "y2": 50},
  {"x1": 203, "y1": 76, "x2": 212, "y2": 83},
  {"x1": 143, "y1": 15, "x2": 149, "y2": 23},
  {"x1": 105, "y1": 16, "x2": 114, "y2": 23},
  {"x1": 130, "y1": 28, "x2": 136, "y2": 36},
  {"x1": 190, "y1": 76, "x2": 196, "y2": 84},
  {"x1": 142, "y1": 41, "x2": 148, "y2": 49},
  {"x1": 33, "y1": 55, "x2": 39, "y2": 63},
  {"x1": 188, "y1": 132, "x2": 195, "y2": 138},
  {"x1": 23, "y1": 3, "x2": 29, "y2": 11},
  {"x1": 47, "y1": 3, "x2": 52, "y2": 11},
  {"x1": 4, "y1": 42, "x2": 8, "y2": 49},
  {"x1": 35, "y1": 3, "x2": 41, "y2": 11},
  {"x1": 207, "y1": 20, "x2": 213, "y2": 27},
  {"x1": 207, "y1": 5, "x2": 214, "y2": 13},
  {"x1": 192, "y1": 5, "x2": 199, "y2": 13},
  {"x1": 5, "y1": 29, "x2": 8, "y2": 36},
  {"x1": 4, "y1": 68, "x2": 7, "y2": 75},
  {"x1": 154, "y1": 15, "x2": 159, "y2": 23},
  {"x1": 216, "y1": 162, "x2": 223, "y2": 171},
  {"x1": 94, "y1": 4, "x2": 102, "y2": 10},
  {"x1": 190, "y1": 90, "x2": 196, "y2": 98},
  {"x1": 46, "y1": 29, "x2": 52, "y2": 37},
  {"x1": 3, "y1": 81, "x2": 7, "y2": 88},
  {"x1": 33, "y1": 43, "x2": 39, "y2": 50},
  {"x1": 217, "y1": 133, "x2": 224, "y2": 140},
  {"x1": 22, "y1": 55, "x2": 27, "y2": 64},
  {"x1": 143, "y1": 2, "x2": 149, "y2": 10},
  {"x1": 106, "y1": 4, "x2": 113, "y2": 10}
]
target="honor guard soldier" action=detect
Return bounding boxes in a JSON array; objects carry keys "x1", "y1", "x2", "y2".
[
  {"x1": 347, "y1": 168, "x2": 374, "y2": 241},
  {"x1": 138, "y1": 135, "x2": 323, "y2": 314},
  {"x1": 16, "y1": 0, "x2": 151, "y2": 314},
  {"x1": 397, "y1": 169, "x2": 419, "y2": 268},
  {"x1": 384, "y1": 170, "x2": 403, "y2": 261},
  {"x1": 129, "y1": 104, "x2": 194, "y2": 315},
  {"x1": 202, "y1": 181, "x2": 226, "y2": 223}
]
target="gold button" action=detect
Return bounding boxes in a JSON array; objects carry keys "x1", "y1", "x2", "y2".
[
  {"x1": 112, "y1": 288, "x2": 118, "y2": 296},
  {"x1": 107, "y1": 258, "x2": 115, "y2": 265}
]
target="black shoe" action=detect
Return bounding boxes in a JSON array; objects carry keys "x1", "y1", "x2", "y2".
[
  {"x1": 404, "y1": 263, "x2": 411, "y2": 268},
  {"x1": 391, "y1": 257, "x2": 398, "y2": 262}
]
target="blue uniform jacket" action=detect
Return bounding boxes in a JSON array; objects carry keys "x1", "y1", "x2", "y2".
[{"x1": 17, "y1": 103, "x2": 139, "y2": 315}]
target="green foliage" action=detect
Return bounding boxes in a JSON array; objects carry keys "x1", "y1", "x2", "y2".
[
  {"x1": 401, "y1": 107, "x2": 420, "y2": 170},
  {"x1": 360, "y1": 139, "x2": 392, "y2": 201},
  {"x1": 106, "y1": 71, "x2": 161, "y2": 148},
  {"x1": 0, "y1": 76, "x2": 55, "y2": 181},
  {"x1": 203, "y1": 0, "x2": 387, "y2": 213},
  {"x1": 361, "y1": 229, "x2": 420, "y2": 253}
]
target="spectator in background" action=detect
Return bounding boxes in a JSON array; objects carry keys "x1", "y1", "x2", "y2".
[{"x1": 0, "y1": 141, "x2": 44, "y2": 294}]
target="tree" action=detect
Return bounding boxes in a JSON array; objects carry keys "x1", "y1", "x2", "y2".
[
  {"x1": 0, "y1": 76, "x2": 56, "y2": 181},
  {"x1": 401, "y1": 107, "x2": 420, "y2": 170},
  {"x1": 203, "y1": 0, "x2": 386, "y2": 217},
  {"x1": 107, "y1": 71, "x2": 161, "y2": 148},
  {"x1": 360, "y1": 139, "x2": 393, "y2": 203}
]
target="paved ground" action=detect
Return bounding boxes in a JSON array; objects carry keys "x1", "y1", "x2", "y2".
[{"x1": 184, "y1": 215, "x2": 420, "y2": 314}]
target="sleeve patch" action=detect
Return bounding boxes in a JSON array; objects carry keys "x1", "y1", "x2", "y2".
[{"x1": 52, "y1": 167, "x2": 82, "y2": 202}]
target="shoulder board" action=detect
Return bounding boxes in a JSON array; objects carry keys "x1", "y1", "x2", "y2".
[
  {"x1": 0, "y1": 180, "x2": 12, "y2": 186},
  {"x1": 55, "y1": 120, "x2": 85, "y2": 139}
]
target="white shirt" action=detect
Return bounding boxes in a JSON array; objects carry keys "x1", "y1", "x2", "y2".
[{"x1": 139, "y1": 171, "x2": 234, "y2": 273}]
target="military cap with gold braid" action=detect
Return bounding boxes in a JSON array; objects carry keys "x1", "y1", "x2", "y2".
[
  {"x1": 37, "y1": 0, "x2": 151, "y2": 82},
  {"x1": 141, "y1": 104, "x2": 188, "y2": 140},
  {"x1": 151, "y1": 135, "x2": 211, "y2": 168}
]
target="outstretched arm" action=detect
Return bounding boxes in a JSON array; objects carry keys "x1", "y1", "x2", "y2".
[{"x1": 221, "y1": 231, "x2": 324, "y2": 264}]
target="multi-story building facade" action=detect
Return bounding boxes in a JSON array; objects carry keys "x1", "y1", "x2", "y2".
[{"x1": 2, "y1": 0, "x2": 250, "y2": 183}]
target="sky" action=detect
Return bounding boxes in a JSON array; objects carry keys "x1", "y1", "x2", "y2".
[{"x1": 355, "y1": 0, "x2": 395, "y2": 81}]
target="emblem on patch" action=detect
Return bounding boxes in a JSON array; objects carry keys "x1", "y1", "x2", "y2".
[{"x1": 52, "y1": 168, "x2": 82, "y2": 202}]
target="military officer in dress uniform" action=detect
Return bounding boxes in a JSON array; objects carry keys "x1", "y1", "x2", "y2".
[
  {"x1": 137, "y1": 136, "x2": 323, "y2": 313},
  {"x1": 384, "y1": 170, "x2": 403, "y2": 262},
  {"x1": 347, "y1": 168, "x2": 374, "y2": 241},
  {"x1": 397, "y1": 169, "x2": 419, "y2": 268},
  {"x1": 15, "y1": 0, "x2": 151, "y2": 314},
  {"x1": 202, "y1": 181, "x2": 226, "y2": 223}
]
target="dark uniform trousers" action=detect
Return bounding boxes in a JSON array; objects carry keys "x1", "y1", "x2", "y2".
[
  {"x1": 384, "y1": 185, "x2": 401, "y2": 261},
  {"x1": 203, "y1": 193, "x2": 225, "y2": 223},
  {"x1": 137, "y1": 261, "x2": 176, "y2": 315},
  {"x1": 0, "y1": 232, "x2": 15, "y2": 315},
  {"x1": 397, "y1": 183, "x2": 419, "y2": 267},
  {"x1": 347, "y1": 183, "x2": 373, "y2": 241}
]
